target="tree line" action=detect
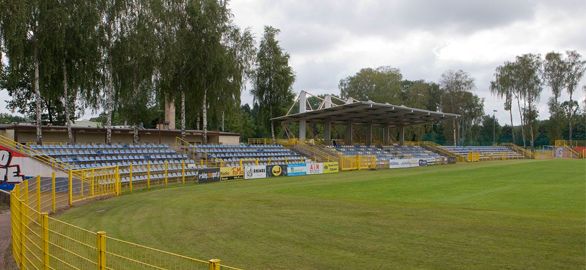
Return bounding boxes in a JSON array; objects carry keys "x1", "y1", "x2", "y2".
[
  {"x1": 491, "y1": 51, "x2": 586, "y2": 148},
  {"x1": 0, "y1": 0, "x2": 296, "y2": 145}
]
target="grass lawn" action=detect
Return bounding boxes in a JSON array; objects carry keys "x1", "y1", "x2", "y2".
[{"x1": 59, "y1": 159, "x2": 586, "y2": 270}]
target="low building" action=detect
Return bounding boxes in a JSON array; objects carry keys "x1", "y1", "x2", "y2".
[{"x1": 0, "y1": 124, "x2": 240, "y2": 145}]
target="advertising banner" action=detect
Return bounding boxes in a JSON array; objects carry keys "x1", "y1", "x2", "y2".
[
  {"x1": 197, "y1": 168, "x2": 221, "y2": 183},
  {"x1": 306, "y1": 163, "x2": 323, "y2": 175},
  {"x1": 388, "y1": 159, "x2": 420, "y2": 169},
  {"x1": 244, "y1": 165, "x2": 267, "y2": 179},
  {"x1": 266, "y1": 164, "x2": 287, "y2": 177},
  {"x1": 323, "y1": 162, "x2": 339, "y2": 174},
  {"x1": 418, "y1": 159, "x2": 428, "y2": 167},
  {"x1": 220, "y1": 166, "x2": 244, "y2": 179},
  {"x1": 287, "y1": 163, "x2": 307, "y2": 176}
]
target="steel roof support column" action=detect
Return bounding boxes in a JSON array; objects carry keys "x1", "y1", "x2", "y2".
[
  {"x1": 324, "y1": 120, "x2": 332, "y2": 145},
  {"x1": 367, "y1": 123, "x2": 373, "y2": 146},
  {"x1": 299, "y1": 91, "x2": 307, "y2": 141},
  {"x1": 399, "y1": 126, "x2": 405, "y2": 146},
  {"x1": 382, "y1": 125, "x2": 389, "y2": 145},
  {"x1": 345, "y1": 121, "x2": 353, "y2": 145}
]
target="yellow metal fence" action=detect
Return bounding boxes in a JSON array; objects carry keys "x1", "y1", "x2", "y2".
[
  {"x1": 339, "y1": 155, "x2": 377, "y2": 171},
  {"x1": 10, "y1": 169, "x2": 242, "y2": 270}
]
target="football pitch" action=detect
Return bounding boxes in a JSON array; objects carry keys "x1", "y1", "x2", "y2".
[{"x1": 59, "y1": 160, "x2": 586, "y2": 269}]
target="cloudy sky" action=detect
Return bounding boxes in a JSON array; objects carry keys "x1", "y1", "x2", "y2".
[
  {"x1": 1, "y1": 0, "x2": 585, "y2": 124},
  {"x1": 231, "y1": 0, "x2": 586, "y2": 123}
]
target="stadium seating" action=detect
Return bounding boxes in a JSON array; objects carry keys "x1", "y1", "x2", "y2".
[
  {"x1": 439, "y1": 146, "x2": 524, "y2": 160},
  {"x1": 30, "y1": 143, "x2": 202, "y2": 182},
  {"x1": 329, "y1": 145, "x2": 446, "y2": 165},
  {"x1": 193, "y1": 144, "x2": 308, "y2": 167}
]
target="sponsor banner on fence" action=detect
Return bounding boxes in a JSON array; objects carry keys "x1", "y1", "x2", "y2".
[
  {"x1": 244, "y1": 165, "x2": 267, "y2": 179},
  {"x1": 287, "y1": 163, "x2": 307, "y2": 176},
  {"x1": 220, "y1": 166, "x2": 244, "y2": 179},
  {"x1": 306, "y1": 163, "x2": 323, "y2": 175},
  {"x1": 418, "y1": 159, "x2": 428, "y2": 167},
  {"x1": 197, "y1": 168, "x2": 221, "y2": 183},
  {"x1": 323, "y1": 162, "x2": 339, "y2": 174},
  {"x1": 266, "y1": 164, "x2": 288, "y2": 177},
  {"x1": 389, "y1": 158, "x2": 420, "y2": 169}
]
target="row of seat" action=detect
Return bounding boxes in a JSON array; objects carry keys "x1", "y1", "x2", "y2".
[
  {"x1": 31, "y1": 143, "x2": 171, "y2": 150},
  {"x1": 192, "y1": 144, "x2": 308, "y2": 166},
  {"x1": 440, "y1": 146, "x2": 524, "y2": 159},
  {"x1": 330, "y1": 145, "x2": 445, "y2": 164}
]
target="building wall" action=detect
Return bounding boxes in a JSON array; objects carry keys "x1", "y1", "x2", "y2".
[
  {"x1": 74, "y1": 132, "x2": 105, "y2": 144},
  {"x1": 219, "y1": 135, "x2": 240, "y2": 145},
  {"x1": 9, "y1": 128, "x2": 240, "y2": 146}
]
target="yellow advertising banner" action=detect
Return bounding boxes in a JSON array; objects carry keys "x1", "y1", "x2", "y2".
[
  {"x1": 220, "y1": 166, "x2": 244, "y2": 179},
  {"x1": 323, "y1": 162, "x2": 339, "y2": 174}
]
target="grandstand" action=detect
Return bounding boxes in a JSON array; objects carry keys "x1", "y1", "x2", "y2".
[
  {"x1": 439, "y1": 146, "x2": 524, "y2": 160},
  {"x1": 329, "y1": 145, "x2": 446, "y2": 165},
  {"x1": 29, "y1": 143, "x2": 202, "y2": 182},
  {"x1": 192, "y1": 144, "x2": 308, "y2": 167}
]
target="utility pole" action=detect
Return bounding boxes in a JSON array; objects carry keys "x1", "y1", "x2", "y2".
[{"x1": 493, "y1": 109, "x2": 497, "y2": 145}]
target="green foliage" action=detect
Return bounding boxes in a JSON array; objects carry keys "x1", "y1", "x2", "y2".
[
  {"x1": 251, "y1": 26, "x2": 295, "y2": 137},
  {"x1": 339, "y1": 66, "x2": 403, "y2": 103},
  {"x1": 0, "y1": 113, "x2": 28, "y2": 124},
  {"x1": 60, "y1": 160, "x2": 586, "y2": 269}
]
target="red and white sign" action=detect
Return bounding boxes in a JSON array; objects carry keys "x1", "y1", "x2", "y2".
[
  {"x1": 0, "y1": 146, "x2": 25, "y2": 184},
  {"x1": 306, "y1": 162, "x2": 324, "y2": 175}
]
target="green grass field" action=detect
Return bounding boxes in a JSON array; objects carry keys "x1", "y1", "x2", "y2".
[{"x1": 59, "y1": 160, "x2": 586, "y2": 270}]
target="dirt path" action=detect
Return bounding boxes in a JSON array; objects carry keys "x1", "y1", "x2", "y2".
[{"x1": 0, "y1": 210, "x2": 15, "y2": 269}]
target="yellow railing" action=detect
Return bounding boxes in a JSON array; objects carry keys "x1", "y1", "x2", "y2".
[
  {"x1": 339, "y1": 155, "x2": 377, "y2": 171},
  {"x1": 248, "y1": 138, "x2": 300, "y2": 146},
  {"x1": 502, "y1": 143, "x2": 534, "y2": 159},
  {"x1": 10, "y1": 168, "x2": 242, "y2": 270},
  {"x1": 466, "y1": 152, "x2": 481, "y2": 162},
  {"x1": 555, "y1": 140, "x2": 586, "y2": 147}
]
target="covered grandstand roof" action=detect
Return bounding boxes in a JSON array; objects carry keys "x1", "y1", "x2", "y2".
[{"x1": 272, "y1": 100, "x2": 460, "y2": 127}]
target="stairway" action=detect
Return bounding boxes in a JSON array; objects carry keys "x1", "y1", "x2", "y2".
[
  {"x1": 291, "y1": 143, "x2": 339, "y2": 162},
  {"x1": 502, "y1": 143, "x2": 533, "y2": 159},
  {"x1": 419, "y1": 141, "x2": 464, "y2": 161}
]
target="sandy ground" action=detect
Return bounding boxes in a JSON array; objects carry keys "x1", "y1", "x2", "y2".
[{"x1": 0, "y1": 210, "x2": 16, "y2": 269}]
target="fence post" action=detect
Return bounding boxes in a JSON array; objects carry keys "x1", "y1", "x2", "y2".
[
  {"x1": 81, "y1": 171, "x2": 85, "y2": 197},
  {"x1": 19, "y1": 197, "x2": 25, "y2": 269},
  {"x1": 129, "y1": 164, "x2": 133, "y2": 193},
  {"x1": 91, "y1": 168, "x2": 95, "y2": 196},
  {"x1": 41, "y1": 212, "x2": 49, "y2": 270},
  {"x1": 36, "y1": 175, "x2": 41, "y2": 215},
  {"x1": 181, "y1": 160, "x2": 185, "y2": 184},
  {"x1": 208, "y1": 259, "x2": 221, "y2": 270},
  {"x1": 68, "y1": 170, "x2": 73, "y2": 206},
  {"x1": 164, "y1": 161, "x2": 168, "y2": 187},
  {"x1": 147, "y1": 161, "x2": 151, "y2": 190},
  {"x1": 97, "y1": 231, "x2": 107, "y2": 270},
  {"x1": 115, "y1": 166, "x2": 120, "y2": 195},
  {"x1": 51, "y1": 172, "x2": 56, "y2": 213}
]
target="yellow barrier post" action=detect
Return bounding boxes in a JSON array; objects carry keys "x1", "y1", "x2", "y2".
[
  {"x1": 91, "y1": 168, "x2": 95, "y2": 196},
  {"x1": 51, "y1": 172, "x2": 56, "y2": 213},
  {"x1": 81, "y1": 171, "x2": 85, "y2": 197},
  {"x1": 129, "y1": 164, "x2": 133, "y2": 192},
  {"x1": 209, "y1": 259, "x2": 221, "y2": 270},
  {"x1": 19, "y1": 196, "x2": 25, "y2": 269},
  {"x1": 97, "y1": 231, "x2": 107, "y2": 270},
  {"x1": 41, "y1": 212, "x2": 49, "y2": 270},
  {"x1": 68, "y1": 170, "x2": 73, "y2": 206},
  {"x1": 181, "y1": 160, "x2": 185, "y2": 184},
  {"x1": 255, "y1": 159, "x2": 259, "y2": 165},
  {"x1": 147, "y1": 161, "x2": 151, "y2": 190},
  {"x1": 164, "y1": 161, "x2": 168, "y2": 187},
  {"x1": 115, "y1": 166, "x2": 120, "y2": 195},
  {"x1": 36, "y1": 175, "x2": 41, "y2": 215}
]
